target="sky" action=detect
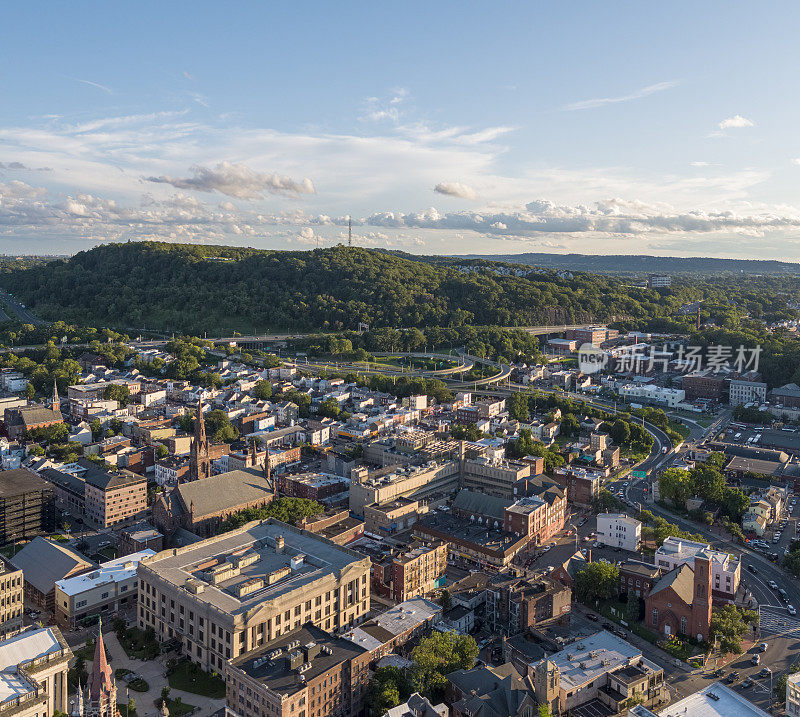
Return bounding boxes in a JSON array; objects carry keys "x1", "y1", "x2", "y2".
[{"x1": 2, "y1": 2, "x2": 800, "y2": 258}]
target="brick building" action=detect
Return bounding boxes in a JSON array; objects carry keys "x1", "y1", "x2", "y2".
[
  {"x1": 389, "y1": 541, "x2": 447, "y2": 602},
  {"x1": 486, "y1": 576, "x2": 571, "y2": 635},
  {"x1": 275, "y1": 472, "x2": 349, "y2": 501},
  {"x1": 0, "y1": 468, "x2": 56, "y2": 543},
  {"x1": 618, "y1": 559, "x2": 661, "y2": 599},
  {"x1": 225, "y1": 623, "x2": 370, "y2": 717},
  {"x1": 681, "y1": 371, "x2": 727, "y2": 402},
  {"x1": 645, "y1": 551, "x2": 713, "y2": 641}
]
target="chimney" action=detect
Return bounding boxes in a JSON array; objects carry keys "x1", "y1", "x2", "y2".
[
  {"x1": 275, "y1": 535, "x2": 285, "y2": 554},
  {"x1": 586, "y1": 548, "x2": 591, "y2": 563}
]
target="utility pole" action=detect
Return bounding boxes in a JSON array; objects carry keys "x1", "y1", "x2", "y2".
[{"x1": 348, "y1": 217, "x2": 352, "y2": 247}]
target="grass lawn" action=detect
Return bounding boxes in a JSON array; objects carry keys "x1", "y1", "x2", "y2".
[
  {"x1": 164, "y1": 698, "x2": 197, "y2": 717},
  {"x1": 97, "y1": 546, "x2": 117, "y2": 561},
  {"x1": 168, "y1": 661, "x2": 226, "y2": 698},
  {"x1": 115, "y1": 668, "x2": 132, "y2": 678},
  {"x1": 127, "y1": 678, "x2": 149, "y2": 692},
  {"x1": 119, "y1": 704, "x2": 137, "y2": 717},
  {"x1": 117, "y1": 626, "x2": 160, "y2": 660}
]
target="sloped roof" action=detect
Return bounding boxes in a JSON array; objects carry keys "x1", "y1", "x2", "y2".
[
  {"x1": 173, "y1": 468, "x2": 272, "y2": 519},
  {"x1": 10, "y1": 537, "x2": 93, "y2": 594},
  {"x1": 452, "y1": 490, "x2": 509, "y2": 522},
  {"x1": 447, "y1": 663, "x2": 534, "y2": 717},
  {"x1": 648, "y1": 563, "x2": 694, "y2": 605}
]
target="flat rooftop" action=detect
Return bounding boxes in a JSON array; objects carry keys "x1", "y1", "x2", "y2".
[
  {"x1": 547, "y1": 630, "x2": 642, "y2": 690},
  {"x1": 0, "y1": 468, "x2": 50, "y2": 497},
  {"x1": 56, "y1": 549, "x2": 156, "y2": 597},
  {"x1": 229, "y1": 623, "x2": 366, "y2": 698},
  {"x1": 657, "y1": 681, "x2": 770, "y2": 717},
  {"x1": 415, "y1": 513, "x2": 523, "y2": 552},
  {"x1": 0, "y1": 627, "x2": 65, "y2": 704},
  {"x1": 342, "y1": 597, "x2": 440, "y2": 653},
  {"x1": 140, "y1": 520, "x2": 368, "y2": 615}
]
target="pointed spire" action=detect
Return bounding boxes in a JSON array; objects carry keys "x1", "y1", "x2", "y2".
[
  {"x1": 88, "y1": 617, "x2": 114, "y2": 701},
  {"x1": 72, "y1": 680, "x2": 84, "y2": 717},
  {"x1": 52, "y1": 379, "x2": 60, "y2": 412}
]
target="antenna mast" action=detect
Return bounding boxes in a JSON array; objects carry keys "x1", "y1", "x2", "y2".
[{"x1": 348, "y1": 217, "x2": 352, "y2": 247}]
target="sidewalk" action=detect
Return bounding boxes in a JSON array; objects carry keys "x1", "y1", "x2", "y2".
[{"x1": 101, "y1": 631, "x2": 225, "y2": 717}]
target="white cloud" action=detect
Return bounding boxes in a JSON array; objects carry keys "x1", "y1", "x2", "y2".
[
  {"x1": 74, "y1": 78, "x2": 113, "y2": 95},
  {"x1": 718, "y1": 115, "x2": 754, "y2": 130},
  {"x1": 146, "y1": 162, "x2": 316, "y2": 199},
  {"x1": 434, "y1": 182, "x2": 478, "y2": 200},
  {"x1": 360, "y1": 88, "x2": 409, "y2": 123},
  {"x1": 792, "y1": 158, "x2": 800, "y2": 166},
  {"x1": 562, "y1": 80, "x2": 679, "y2": 111}
]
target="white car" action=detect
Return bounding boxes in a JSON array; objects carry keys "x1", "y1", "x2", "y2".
[
  {"x1": 769, "y1": 581, "x2": 779, "y2": 590},
  {"x1": 789, "y1": 605, "x2": 797, "y2": 616},
  {"x1": 542, "y1": 545, "x2": 551, "y2": 553}
]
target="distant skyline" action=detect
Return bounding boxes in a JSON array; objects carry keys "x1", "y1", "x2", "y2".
[{"x1": 2, "y1": 2, "x2": 800, "y2": 257}]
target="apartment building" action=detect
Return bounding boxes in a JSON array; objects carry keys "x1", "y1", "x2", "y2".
[
  {"x1": 224, "y1": 623, "x2": 370, "y2": 717},
  {"x1": 275, "y1": 472, "x2": 350, "y2": 501},
  {"x1": 729, "y1": 379, "x2": 768, "y2": 406},
  {"x1": 0, "y1": 557, "x2": 23, "y2": 640},
  {"x1": 0, "y1": 627, "x2": 73, "y2": 717},
  {"x1": 363, "y1": 498, "x2": 420, "y2": 535},
  {"x1": 83, "y1": 462, "x2": 147, "y2": 528},
  {"x1": 55, "y1": 549, "x2": 155, "y2": 629},
  {"x1": 0, "y1": 468, "x2": 56, "y2": 544},
  {"x1": 461, "y1": 458, "x2": 531, "y2": 499},
  {"x1": 389, "y1": 542, "x2": 447, "y2": 602},
  {"x1": 596, "y1": 513, "x2": 642, "y2": 552},
  {"x1": 647, "y1": 275, "x2": 672, "y2": 288},
  {"x1": 550, "y1": 466, "x2": 601, "y2": 507},
  {"x1": 503, "y1": 482, "x2": 567, "y2": 545},
  {"x1": 137, "y1": 520, "x2": 371, "y2": 672},
  {"x1": 682, "y1": 371, "x2": 727, "y2": 402},
  {"x1": 485, "y1": 576, "x2": 571, "y2": 635},
  {"x1": 654, "y1": 537, "x2": 741, "y2": 603},
  {"x1": 788, "y1": 672, "x2": 800, "y2": 717}
]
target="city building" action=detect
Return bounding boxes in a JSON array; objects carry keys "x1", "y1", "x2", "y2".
[
  {"x1": 4, "y1": 394, "x2": 63, "y2": 441},
  {"x1": 0, "y1": 626, "x2": 72, "y2": 717},
  {"x1": 224, "y1": 623, "x2": 370, "y2": 717},
  {"x1": 566, "y1": 326, "x2": 619, "y2": 346},
  {"x1": 55, "y1": 549, "x2": 156, "y2": 629},
  {"x1": 485, "y1": 575, "x2": 571, "y2": 635},
  {"x1": 619, "y1": 384, "x2": 686, "y2": 408},
  {"x1": 645, "y1": 551, "x2": 713, "y2": 641},
  {"x1": 384, "y1": 693, "x2": 447, "y2": 717},
  {"x1": 635, "y1": 681, "x2": 771, "y2": 717},
  {"x1": 550, "y1": 466, "x2": 601, "y2": 506},
  {"x1": 681, "y1": 371, "x2": 727, "y2": 402},
  {"x1": 787, "y1": 671, "x2": 800, "y2": 717},
  {"x1": 447, "y1": 662, "x2": 537, "y2": 717},
  {"x1": 363, "y1": 497, "x2": 420, "y2": 535},
  {"x1": 654, "y1": 537, "x2": 740, "y2": 603},
  {"x1": 461, "y1": 458, "x2": 532, "y2": 500},
  {"x1": 647, "y1": 275, "x2": 672, "y2": 288},
  {"x1": 596, "y1": 513, "x2": 641, "y2": 551},
  {"x1": 11, "y1": 537, "x2": 94, "y2": 612},
  {"x1": 74, "y1": 622, "x2": 118, "y2": 717},
  {"x1": 0, "y1": 557, "x2": 23, "y2": 640},
  {"x1": 388, "y1": 542, "x2": 447, "y2": 602},
  {"x1": 118, "y1": 521, "x2": 163, "y2": 556},
  {"x1": 618, "y1": 560, "x2": 662, "y2": 599},
  {"x1": 531, "y1": 630, "x2": 665, "y2": 715},
  {"x1": 729, "y1": 379, "x2": 768, "y2": 406},
  {"x1": 0, "y1": 468, "x2": 56, "y2": 544},
  {"x1": 137, "y1": 520, "x2": 371, "y2": 672},
  {"x1": 152, "y1": 467, "x2": 273, "y2": 537},
  {"x1": 189, "y1": 400, "x2": 211, "y2": 482},
  {"x1": 275, "y1": 472, "x2": 350, "y2": 501},
  {"x1": 341, "y1": 598, "x2": 441, "y2": 663}
]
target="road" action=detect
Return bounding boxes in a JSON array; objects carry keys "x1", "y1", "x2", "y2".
[{"x1": 0, "y1": 288, "x2": 48, "y2": 325}]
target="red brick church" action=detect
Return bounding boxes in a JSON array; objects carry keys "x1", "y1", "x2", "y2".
[{"x1": 644, "y1": 549, "x2": 713, "y2": 642}]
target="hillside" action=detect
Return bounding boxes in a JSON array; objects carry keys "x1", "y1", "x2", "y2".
[
  {"x1": 2, "y1": 242, "x2": 798, "y2": 335},
  {"x1": 463, "y1": 252, "x2": 800, "y2": 275}
]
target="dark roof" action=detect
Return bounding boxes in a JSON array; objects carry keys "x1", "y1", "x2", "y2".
[
  {"x1": 620, "y1": 560, "x2": 661, "y2": 579},
  {"x1": 41, "y1": 468, "x2": 85, "y2": 497},
  {"x1": 447, "y1": 663, "x2": 535, "y2": 717},
  {"x1": 10, "y1": 537, "x2": 93, "y2": 594},
  {"x1": 173, "y1": 468, "x2": 272, "y2": 519},
  {"x1": 77, "y1": 459, "x2": 144, "y2": 491},
  {"x1": 648, "y1": 563, "x2": 694, "y2": 604},
  {"x1": 0, "y1": 468, "x2": 52, "y2": 497},
  {"x1": 16, "y1": 406, "x2": 62, "y2": 426},
  {"x1": 452, "y1": 490, "x2": 509, "y2": 521}
]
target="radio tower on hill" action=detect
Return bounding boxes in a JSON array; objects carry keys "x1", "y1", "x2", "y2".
[{"x1": 348, "y1": 216, "x2": 352, "y2": 247}]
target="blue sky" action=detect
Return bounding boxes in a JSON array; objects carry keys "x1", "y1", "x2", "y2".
[{"x1": 2, "y1": 1, "x2": 800, "y2": 257}]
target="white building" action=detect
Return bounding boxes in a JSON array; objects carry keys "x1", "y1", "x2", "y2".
[
  {"x1": 596, "y1": 513, "x2": 641, "y2": 551},
  {"x1": 788, "y1": 672, "x2": 800, "y2": 717},
  {"x1": 729, "y1": 379, "x2": 768, "y2": 406},
  {"x1": 647, "y1": 275, "x2": 671, "y2": 288},
  {"x1": 629, "y1": 681, "x2": 771, "y2": 717},
  {"x1": 654, "y1": 537, "x2": 741, "y2": 601},
  {"x1": 619, "y1": 383, "x2": 685, "y2": 408},
  {"x1": 55, "y1": 549, "x2": 156, "y2": 628}
]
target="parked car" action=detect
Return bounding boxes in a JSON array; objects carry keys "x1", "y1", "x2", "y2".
[
  {"x1": 759, "y1": 667, "x2": 772, "y2": 678},
  {"x1": 741, "y1": 677, "x2": 754, "y2": 689},
  {"x1": 769, "y1": 580, "x2": 779, "y2": 590},
  {"x1": 788, "y1": 605, "x2": 797, "y2": 615},
  {"x1": 586, "y1": 613, "x2": 599, "y2": 622},
  {"x1": 751, "y1": 654, "x2": 760, "y2": 665},
  {"x1": 747, "y1": 564, "x2": 757, "y2": 573},
  {"x1": 759, "y1": 642, "x2": 768, "y2": 652}
]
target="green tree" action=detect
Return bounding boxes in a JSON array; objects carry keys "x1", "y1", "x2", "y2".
[
  {"x1": 156, "y1": 444, "x2": 169, "y2": 459},
  {"x1": 609, "y1": 419, "x2": 631, "y2": 446},
  {"x1": 317, "y1": 397, "x2": 341, "y2": 419},
  {"x1": 574, "y1": 562, "x2": 620, "y2": 604},
  {"x1": 626, "y1": 591, "x2": 640, "y2": 623},
  {"x1": 507, "y1": 392, "x2": 529, "y2": 422},
  {"x1": 710, "y1": 605, "x2": 757, "y2": 655},
  {"x1": 365, "y1": 667, "x2": 409, "y2": 717},
  {"x1": 253, "y1": 380, "x2": 273, "y2": 400},
  {"x1": 439, "y1": 589, "x2": 452, "y2": 611},
  {"x1": 204, "y1": 409, "x2": 239, "y2": 443},
  {"x1": 410, "y1": 631, "x2": 478, "y2": 700},
  {"x1": 103, "y1": 383, "x2": 131, "y2": 407}
]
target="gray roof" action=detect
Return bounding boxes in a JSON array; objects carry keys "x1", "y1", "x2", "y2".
[
  {"x1": 448, "y1": 663, "x2": 534, "y2": 717},
  {"x1": 649, "y1": 563, "x2": 694, "y2": 604},
  {"x1": 172, "y1": 468, "x2": 272, "y2": 519},
  {"x1": 0, "y1": 468, "x2": 52, "y2": 498},
  {"x1": 77, "y1": 459, "x2": 144, "y2": 491},
  {"x1": 452, "y1": 490, "x2": 510, "y2": 522},
  {"x1": 10, "y1": 537, "x2": 94, "y2": 594}
]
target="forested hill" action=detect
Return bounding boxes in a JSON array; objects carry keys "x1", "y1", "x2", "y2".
[
  {"x1": 463, "y1": 252, "x2": 800, "y2": 275},
  {"x1": 2, "y1": 242, "x2": 797, "y2": 335}
]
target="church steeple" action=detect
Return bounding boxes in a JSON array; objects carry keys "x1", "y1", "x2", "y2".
[
  {"x1": 189, "y1": 399, "x2": 210, "y2": 482},
  {"x1": 84, "y1": 618, "x2": 117, "y2": 717},
  {"x1": 51, "y1": 379, "x2": 60, "y2": 412}
]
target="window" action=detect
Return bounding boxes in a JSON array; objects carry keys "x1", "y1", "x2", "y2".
[
  {"x1": 680, "y1": 616, "x2": 687, "y2": 634},
  {"x1": 651, "y1": 608, "x2": 658, "y2": 626}
]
